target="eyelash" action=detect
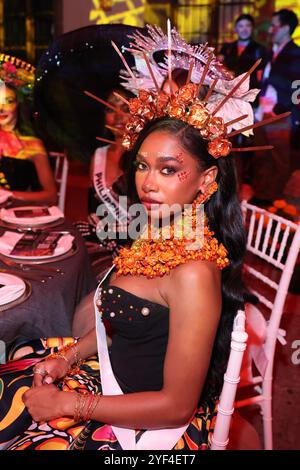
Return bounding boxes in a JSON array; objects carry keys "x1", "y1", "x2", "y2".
[{"x1": 134, "y1": 161, "x2": 177, "y2": 176}]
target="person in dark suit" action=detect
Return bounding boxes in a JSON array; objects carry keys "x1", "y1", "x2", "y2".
[
  {"x1": 219, "y1": 14, "x2": 268, "y2": 90},
  {"x1": 219, "y1": 14, "x2": 268, "y2": 203},
  {"x1": 251, "y1": 9, "x2": 300, "y2": 204}
]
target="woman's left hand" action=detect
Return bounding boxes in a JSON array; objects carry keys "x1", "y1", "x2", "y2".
[{"x1": 22, "y1": 385, "x2": 72, "y2": 422}]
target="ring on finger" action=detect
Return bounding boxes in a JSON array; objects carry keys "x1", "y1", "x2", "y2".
[{"x1": 33, "y1": 368, "x2": 47, "y2": 376}]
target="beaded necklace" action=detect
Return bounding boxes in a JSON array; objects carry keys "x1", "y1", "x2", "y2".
[{"x1": 113, "y1": 187, "x2": 229, "y2": 279}]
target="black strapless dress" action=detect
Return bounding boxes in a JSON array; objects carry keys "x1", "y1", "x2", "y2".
[
  {"x1": 0, "y1": 156, "x2": 40, "y2": 191},
  {"x1": 0, "y1": 278, "x2": 217, "y2": 450}
]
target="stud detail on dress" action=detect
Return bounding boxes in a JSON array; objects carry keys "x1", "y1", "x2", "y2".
[
  {"x1": 141, "y1": 307, "x2": 150, "y2": 316},
  {"x1": 108, "y1": 289, "x2": 114, "y2": 294},
  {"x1": 110, "y1": 312, "x2": 116, "y2": 318}
]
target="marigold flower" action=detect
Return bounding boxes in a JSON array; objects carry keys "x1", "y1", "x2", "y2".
[
  {"x1": 208, "y1": 138, "x2": 232, "y2": 158},
  {"x1": 176, "y1": 83, "x2": 197, "y2": 104},
  {"x1": 168, "y1": 101, "x2": 186, "y2": 119},
  {"x1": 187, "y1": 104, "x2": 210, "y2": 129},
  {"x1": 273, "y1": 199, "x2": 287, "y2": 209}
]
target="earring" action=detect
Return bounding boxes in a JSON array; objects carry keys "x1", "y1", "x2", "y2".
[{"x1": 192, "y1": 181, "x2": 218, "y2": 207}]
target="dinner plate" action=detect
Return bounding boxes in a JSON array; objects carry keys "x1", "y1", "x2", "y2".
[
  {"x1": 7, "y1": 242, "x2": 78, "y2": 264},
  {"x1": 0, "y1": 205, "x2": 64, "y2": 226},
  {"x1": 0, "y1": 231, "x2": 75, "y2": 261},
  {"x1": 0, "y1": 217, "x2": 65, "y2": 231},
  {"x1": 0, "y1": 272, "x2": 26, "y2": 307}
]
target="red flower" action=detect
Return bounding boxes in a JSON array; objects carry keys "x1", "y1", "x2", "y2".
[{"x1": 3, "y1": 62, "x2": 17, "y2": 74}]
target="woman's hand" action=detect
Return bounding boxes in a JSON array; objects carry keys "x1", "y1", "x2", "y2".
[
  {"x1": 22, "y1": 385, "x2": 76, "y2": 422},
  {"x1": 32, "y1": 358, "x2": 69, "y2": 387}
]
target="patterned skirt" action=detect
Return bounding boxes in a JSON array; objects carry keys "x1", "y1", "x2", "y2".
[{"x1": 0, "y1": 338, "x2": 217, "y2": 450}]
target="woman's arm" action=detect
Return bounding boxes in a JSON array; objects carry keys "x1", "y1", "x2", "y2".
[
  {"x1": 61, "y1": 261, "x2": 222, "y2": 429},
  {"x1": 12, "y1": 152, "x2": 57, "y2": 205}
]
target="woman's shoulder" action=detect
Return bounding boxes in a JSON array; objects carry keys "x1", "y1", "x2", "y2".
[
  {"x1": 170, "y1": 260, "x2": 220, "y2": 285},
  {"x1": 19, "y1": 135, "x2": 47, "y2": 155},
  {"x1": 161, "y1": 260, "x2": 221, "y2": 306}
]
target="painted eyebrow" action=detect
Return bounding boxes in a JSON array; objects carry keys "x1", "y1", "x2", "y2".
[{"x1": 136, "y1": 153, "x2": 182, "y2": 163}]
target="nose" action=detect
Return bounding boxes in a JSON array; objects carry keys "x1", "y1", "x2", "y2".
[{"x1": 142, "y1": 171, "x2": 158, "y2": 193}]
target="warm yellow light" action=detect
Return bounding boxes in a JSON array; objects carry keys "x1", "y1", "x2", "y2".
[{"x1": 89, "y1": 0, "x2": 145, "y2": 27}]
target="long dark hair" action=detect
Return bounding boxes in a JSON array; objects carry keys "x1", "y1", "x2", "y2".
[
  {"x1": 4, "y1": 83, "x2": 35, "y2": 136},
  {"x1": 125, "y1": 117, "x2": 246, "y2": 404}
]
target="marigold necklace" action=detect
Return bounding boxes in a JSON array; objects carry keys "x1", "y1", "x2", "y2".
[{"x1": 113, "y1": 182, "x2": 229, "y2": 279}]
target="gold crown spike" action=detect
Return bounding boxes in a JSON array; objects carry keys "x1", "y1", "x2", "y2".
[
  {"x1": 142, "y1": 52, "x2": 160, "y2": 92},
  {"x1": 196, "y1": 53, "x2": 214, "y2": 97},
  {"x1": 225, "y1": 114, "x2": 248, "y2": 127},
  {"x1": 186, "y1": 61, "x2": 194, "y2": 86},
  {"x1": 167, "y1": 19, "x2": 173, "y2": 96},
  {"x1": 113, "y1": 91, "x2": 130, "y2": 106},
  {"x1": 232, "y1": 145, "x2": 274, "y2": 152},
  {"x1": 212, "y1": 59, "x2": 261, "y2": 116},
  {"x1": 84, "y1": 90, "x2": 129, "y2": 116},
  {"x1": 105, "y1": 124, "x2": 123, "y2": 135},
  {"x1": 96, "y1": 137, "x2": 115, "y2": 145},
  {"x1": 203, "y1": 78, "x2": 218, "y2": 104},
  {"x1": 228, "y1": 111, "x2": 290, "y2": 138},
  {"x1": 111, "y1": 41, "x2": 138, "y2": 87}
]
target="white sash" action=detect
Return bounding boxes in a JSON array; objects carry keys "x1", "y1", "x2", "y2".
[
  {"x1": 93, "y1": 147, "x2": 129, "y2": 223},
  {"x1": 94, "y1": 266, "x2": 189, "y2": 450}
]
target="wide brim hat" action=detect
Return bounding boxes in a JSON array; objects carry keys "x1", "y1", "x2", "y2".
[{"x1": 34, "y1": 24, "x2": 144, "y2": 163}]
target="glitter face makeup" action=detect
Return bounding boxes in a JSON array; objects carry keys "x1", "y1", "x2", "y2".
[
  {"x1": 177, "y1": 171, "x2": 191, "y2": 182},
  {"x1": 175, "y1": 152, "x2": 184, "y2": 164}
]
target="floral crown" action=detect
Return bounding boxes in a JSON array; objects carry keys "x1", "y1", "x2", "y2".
[
  {"x1": 123, "y1": 84, "x2": 232, "y2": 158},
  {"x1": 0, "y1": 54, "x2": 35, "y2": 95},
  {"x1": 85, "y1": 22, "x2": 290, "y2": 159}
]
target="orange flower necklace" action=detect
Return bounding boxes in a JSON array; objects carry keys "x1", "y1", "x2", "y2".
[{"x1": 113, "y1": 185, "x2": 229, "y2": 278}]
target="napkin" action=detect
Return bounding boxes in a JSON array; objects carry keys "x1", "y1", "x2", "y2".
[
  {"x1": 0, "y1": 284, "x2": 26, "y2": 306},
  {"x1": 0, "y1": 231, "x2": 74, "y2": 258}
]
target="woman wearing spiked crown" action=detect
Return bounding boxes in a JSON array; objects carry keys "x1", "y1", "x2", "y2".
[{"x1": 0, "y1": 26, "x2": 286, "y2": 450}]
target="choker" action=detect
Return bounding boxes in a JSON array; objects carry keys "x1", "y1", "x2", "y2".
[{"x1": 113, "y1": 205, "x2": 229, "y2": 279}]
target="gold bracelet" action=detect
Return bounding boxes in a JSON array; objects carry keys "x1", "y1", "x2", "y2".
[
  {"x1": 74, "y1": 393, "x2": 88, "y2": 422},
  {"x1": 87, "y1": 395, "x2": 101, "y2": 421},
  {"x1": 47, "y1": 341, "x2": 82, "y2": 373}
]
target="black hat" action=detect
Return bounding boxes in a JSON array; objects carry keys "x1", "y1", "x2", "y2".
[{"x1": 34, "y1": 24, "x2": 144, "y2": 162}]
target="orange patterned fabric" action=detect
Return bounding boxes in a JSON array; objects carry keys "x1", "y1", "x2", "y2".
[{"x1": 0, "y1": 339, "x2": 217, "y2": 450}]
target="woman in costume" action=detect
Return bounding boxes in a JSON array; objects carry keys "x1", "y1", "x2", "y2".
[
  {"x1": 0, "y1": 55, "x2": 57, "y2": 205},
  {"x1": 75, "y1": 89, "x2": 132, "y2": 264},
  {"x1": 0, "y1": 26, "x2": 286, "y2": 451}
]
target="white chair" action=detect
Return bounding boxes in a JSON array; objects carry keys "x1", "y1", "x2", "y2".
[
  {"x1": 235, "y1": 202, "x2": 300, "y2": 450},
  {"x1": 211, "y1": 310, "x2": 248, "y2": 450},
  {"x1": 49, "y1": 152, "x2": 69, "y2": 213}
]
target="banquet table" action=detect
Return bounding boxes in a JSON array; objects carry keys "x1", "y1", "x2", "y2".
[{"x1": 0, "y1": 220, "x2": 97, "y2": 344}]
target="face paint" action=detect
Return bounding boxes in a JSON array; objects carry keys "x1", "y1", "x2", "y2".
[
  {"x1": 0, "y1": 85, "x2": 18, "y2": 131},
  {"x1": 177, "y1": 170, "x2": 191, "y2": 182},
  {"x1": 175, "y1": 152, "x2": 184, "y2": 164}
]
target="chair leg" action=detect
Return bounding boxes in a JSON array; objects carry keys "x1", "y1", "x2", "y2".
[{"x1": 261, "y1": 380, "x2": 273, "y2": 450}]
